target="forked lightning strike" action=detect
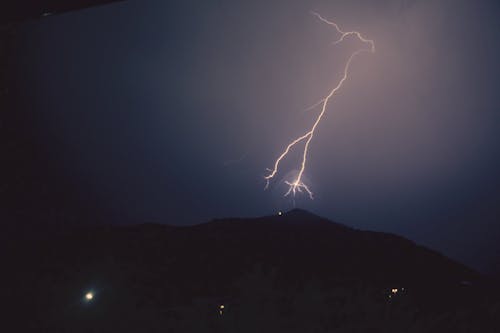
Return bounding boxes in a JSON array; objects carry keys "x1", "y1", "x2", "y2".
[{"x1": 264, "y1": 12, "x2": 375, "y2": 199}]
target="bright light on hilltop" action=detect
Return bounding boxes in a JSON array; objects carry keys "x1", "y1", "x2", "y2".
[{"x1": 85, "y1": 292, "x2": 94, "y2": 301}]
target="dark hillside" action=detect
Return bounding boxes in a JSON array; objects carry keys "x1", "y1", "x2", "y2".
[{"x1": 4, "y1": 209, "x2": 499, "y2": 332}]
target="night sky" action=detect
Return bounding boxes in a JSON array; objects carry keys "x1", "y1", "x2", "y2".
[{"x1": 4, "y1": 0, "x2": 500, "y2": 273}]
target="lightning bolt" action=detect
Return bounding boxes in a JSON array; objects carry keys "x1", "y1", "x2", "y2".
[{"x1": 264, "y1": 12, "x2": 375, "y2": 199}]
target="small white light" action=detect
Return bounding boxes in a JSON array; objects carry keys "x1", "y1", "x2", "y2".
[
  {"x1": 278, "y1": 211, "x2": 283, "y2": 216},
  {"x1": 85, "y1": 292, "x2": 94, "y2": 300}
]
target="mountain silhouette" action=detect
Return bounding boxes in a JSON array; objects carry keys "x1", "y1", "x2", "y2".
[{"x1": 4, "y1": 209, "x2": 498, "y2": 332}]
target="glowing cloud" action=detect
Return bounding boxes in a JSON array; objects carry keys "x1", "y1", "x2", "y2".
[{"x1": 264, "y1": 12, "x2": 375, "y2": 199}]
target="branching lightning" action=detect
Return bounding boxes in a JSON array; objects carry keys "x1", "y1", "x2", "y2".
[{"x1": 264, "y1": 12, "x2": 375, "y2": 199}]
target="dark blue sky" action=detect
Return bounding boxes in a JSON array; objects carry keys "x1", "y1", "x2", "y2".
[{"x1": 8, "y1": 0, "x2": 500, "y2": 272}]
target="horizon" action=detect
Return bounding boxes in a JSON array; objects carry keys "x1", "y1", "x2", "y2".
[{"x1": 5, "y1": 207, "x2": 486, "y2": 276}]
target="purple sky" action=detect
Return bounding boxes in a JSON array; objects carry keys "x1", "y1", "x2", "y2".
[{"x1": 6, "y1": 0, "x2": 500, "y2": 273}]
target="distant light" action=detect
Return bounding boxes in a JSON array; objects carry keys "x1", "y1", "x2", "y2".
[
  {"x1": 85, "y1": 292, "x2": 94, "y2": 301},
  {"x1": 278, "y1": 211, "x2": 283, "y2": 216},
  {"x1": 391, "y1": 288, "x2": 398, "y2": 294},
  {"x1": 220, "y1": 304, "x2": 225, "y2": 309}
]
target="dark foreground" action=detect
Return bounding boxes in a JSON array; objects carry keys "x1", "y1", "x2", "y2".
[{"x1": 4, "y1": 210, "x2": 500, "y2": 332}]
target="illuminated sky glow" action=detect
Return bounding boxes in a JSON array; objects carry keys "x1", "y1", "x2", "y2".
[
  {"x1": 264, "y1": 12, "x2": 375, "y2": 199},
  {"x1": 12, "y1": 0, "x2": 500, "y2": 273}
]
